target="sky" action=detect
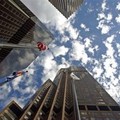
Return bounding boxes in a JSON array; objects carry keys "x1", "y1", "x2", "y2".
[{"x1": 0, "y1": 0, "x2": 120, "y2": 110}]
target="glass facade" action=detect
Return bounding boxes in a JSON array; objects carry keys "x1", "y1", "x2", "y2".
[{"x1": 0, "y1": 0, "x2": 53, "y2": 77}]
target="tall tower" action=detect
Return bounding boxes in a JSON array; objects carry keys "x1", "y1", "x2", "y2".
[
  {"x1": 0, "y1": 0, "x2": 53, "y2": 77},
  {"x1": 48, "y1": 0, "x2": 84, "y2": 18},
  {"x1": 0, "y1": 67, "x2": 120, "y2": 120}
]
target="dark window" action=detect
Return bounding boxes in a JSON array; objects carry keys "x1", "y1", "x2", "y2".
[
  {"x1": 79, "y1": 105, "x2": 86, "y2": 110},
  {"x1": 53, "y1": 106, "x2": 61, "y2": 113},
  {"x1": 87, "y1": 105, "x2": 98, "y2": 111},
  {"x1": 42, "y1": 105, "x2": 50, "y2": 113},
  {"x1": 98, "y1": 106, "x2": 110, "y2": 111},
  {"x1": 9, "y1": 103, "x2": 22, "y2": 117},
  {"x1": 30, "y1": 104, "x2": 38, "y2": 112},
  {"x1": 0, "y1": 0, "x2": 5, "y2": 5},
  {"x1": 110, "y1": 106, "x2": 120, "y2": 111},
  {"x1": 4, "y1": 3, "x2": 9, "y2": 8}
]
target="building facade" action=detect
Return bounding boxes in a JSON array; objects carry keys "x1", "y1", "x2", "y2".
[
  {"x1": 48, "y1": 0, "x2": 84, "y2": 18},
  {"x1": 0, "y1": 0, "x2": 53, "y2": 77},
  {"x1": 0, "y1": 67, "x2": 120, "y2": 120}
]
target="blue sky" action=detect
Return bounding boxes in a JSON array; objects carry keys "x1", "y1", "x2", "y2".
[{"x1": 0, "y1": 0, "x2": 120, "y2": 110}]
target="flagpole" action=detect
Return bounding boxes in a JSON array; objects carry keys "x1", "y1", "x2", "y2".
[{"x1": 0, "y1": 43, "x2": 38, "y2": 49}]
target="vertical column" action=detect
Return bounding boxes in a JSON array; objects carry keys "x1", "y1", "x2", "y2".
[
  {"x1": 34, "y1": 83, "x2": 57, "y2": 120},
  {"x1": 47, "y1": 71, "x2": 66, "y2": 120},
  {"x1": 71, "y1": 79, "x2": 81, "y2": 120},
  {"x1": 62, "y1": 70, "x2": 75, "y2": 120}
]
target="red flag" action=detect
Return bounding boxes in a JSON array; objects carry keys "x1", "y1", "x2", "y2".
[{"x1": 37, "y1": 42, "x2": 47, "y2": 51}]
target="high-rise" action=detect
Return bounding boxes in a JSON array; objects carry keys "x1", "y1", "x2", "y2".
[
  {"x1": 48, "y1": 0, "x2": 84, "y2": 18},
  {"x1": 0, "y1": 67, "x2": 120, "y2": 120},
  {"x1": 0, "y1": 0, "x2": 53, "y2": 77}
]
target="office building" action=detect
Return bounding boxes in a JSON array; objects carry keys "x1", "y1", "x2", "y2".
[
  {"x1": 49, "y1": 0, "x2": 84, "y2": 18},
  {"x1": 0, "y1": 0, "x2": 53, "y2": 77},
  {"x1": 0, "y1": 67, "x2": 120, "y2": 120}
]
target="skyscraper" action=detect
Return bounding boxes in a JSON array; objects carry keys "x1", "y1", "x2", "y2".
[
  {"x1": 48, "y1": 0, "x2": 84, "y2": 18},
  {"x1": 0, "y1": 67, "x2": 120, "y2": 119},
  {"x1": 0, "y1": 0, "x2": 53, "y2": 77}
]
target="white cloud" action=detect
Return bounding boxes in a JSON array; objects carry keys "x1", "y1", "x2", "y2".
[
  {"x1": 60, "y1": 36, "x2": 70, "y2": 43},
  {"x1": 84, "y1": 38, "x2": 92, "y2": 48},
  {"x1": 116, "y1": 2, "x2": 120, "y2": 10},
  {"x1": 97, "y1": 20, "x2": 111, "y2": 34},
  {"x1": 93, "y1": 65, "x2": 104, "y2": 78},
  {"x1": 97, "y1": 1, "x2": 112, "y2": 35},
  {"x1": 107, "y1": 13, "x2": 113, "y2": 21},
  {"x1": 52, "y1": 46, "x2": 69, "y2": 57},
  {"x1": 102, "y1": 35, "x2": 117, "y2": 80},
  {"x1": 65, "y1": 21, "x2": 79, "y2": 40},
  {"x1": 80, "y1": 23, "x2": 86, "y2": 29},
  {"x1": 101, "y1": 0, "x2": 107, "y2": 11},
  {"x1": 0, "y1": 85, "x2": 11, "y2": 100},
  {"x1": 115, "y1": 14, "x2": 120, "y2": 23},
  {"x1": 116, "y1": 43, "x2": 120, "y2": 57},
  {"x1": 80, "y1": 23, "x2": 90, "y2": 31},
  {"x1": 102, "y1": 25, "x2": 111, "y2": 34},
  {"x1": 97, "y1": 12, "x2": 112, "y2": 22},
  {"x1": 61, "y1": 57, "x2": 70, "y2": 67},
  {"x1": 97, "y1": 13, "x2": 105, "y2": 20},
  {"x1": 69, "y1": 41, "x2": 89, "y2": 64}
]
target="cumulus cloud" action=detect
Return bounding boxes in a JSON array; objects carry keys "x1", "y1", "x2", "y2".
[
  {"x1": 97, "y1": 19, "x2": 111, "y2": 34},
  {"x1": 80, "y1": 23, "x2": 90, "y2": 31},
  {"x1": 115, "y1": 14, "x2": 120, "y2": 23},
  {"x1": 65, "y1": 21, "x2": 79, "y2": 40},
  {"x1": 102, "y1": 35, "x2": 117, "y2": 80},
  {"x1": 101, "y1": 0, "x2": 108, "y2": 11},
  {"x1": 93, "y1": 65, "x2": 104, "y2": 78},
  {"x1": 96, "y1": 1, "x2": 113, "y2": 34},
  {"x1": 52, "y1": 46, "x2": 69, "y2": 57},
  {"x1": 116, "y1": 2, "x2": 120, "y2": 10},
  {"x1": 69, "y1": 41, "x2": 89, "y2": 64}
]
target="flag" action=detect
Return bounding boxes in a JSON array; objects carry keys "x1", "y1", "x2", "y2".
[
  {"x1": 37, "y1": 42, "x2": 48, "y2": 51},
  {"x1": 0, "y1": 71, "x2": 28, "y2": 86}
]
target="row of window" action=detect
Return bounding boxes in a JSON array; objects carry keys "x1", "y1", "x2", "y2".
[
  {"x1": 0, "y1": 28, "x2": 15, "y2": 36},
  {"x1": 0, "y1": 19, "x2": 19, "y2": 30},
  {"x1": 0, "y1": 10, "x2": 25, "y2": 26},
  {"x1": 80, "y1": 111, "x2": 120, "y2": 120},
  {"x1": 0, "y1": 2, "x2": 27, "y2": 21},
  {"x1": 79, "y1": 105, "x2": 120, "y2": 111}
]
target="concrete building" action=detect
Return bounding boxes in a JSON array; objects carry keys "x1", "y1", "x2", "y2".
[
  {"x1": 48, "y1": 0, "x2": 84, "y2": 18},
  {"x1": 0, "y1": 67, "x2": 120, "y2": 120},
  {"x1": 0, "y1": 0, "x2": 53, "y2": 77}
]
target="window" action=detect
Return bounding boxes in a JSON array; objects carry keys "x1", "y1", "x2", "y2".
[
  {"x1": 87, "y1": 105, "x2": 98, "y2": 111},
  {"x1": 81, "y1": 116, "x2": 89, "y2": 120},
  {"x1": 24, "y1": 115, "x2": 29, "y2": 119},
  {"x1": 98, "y1": 106, "x2": 110, "y2": 111},
  {"x1": 80, "y1": 111, "x2": 88, "y2": 115},
  {"x1": 110, "y1": 106, "x2": 120, "y2": 111},
  {"x1": 79, "y1": 105, "x2": 86, "y2": 110},
  {"x1": 9, "y1": 103, "x2": 22, "y2": 117},
  {"x1": 27, "y1": 111, "x2": 32, "y2": 116}
]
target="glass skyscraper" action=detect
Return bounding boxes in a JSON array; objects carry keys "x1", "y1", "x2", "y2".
[{"x1": 0, "y1": 0, "x2": 53, "y2": 77}]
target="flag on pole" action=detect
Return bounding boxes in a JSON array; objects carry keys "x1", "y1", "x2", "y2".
[
  {"x1": 0, "y1": 71, "x2": 28, "y2": 86},
  {"x1": 6, "y1": 70, "x2": 28, "y2": 80},
  {"x1": 37, "y1": 42, "x2": 48, "y2": 51}
]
